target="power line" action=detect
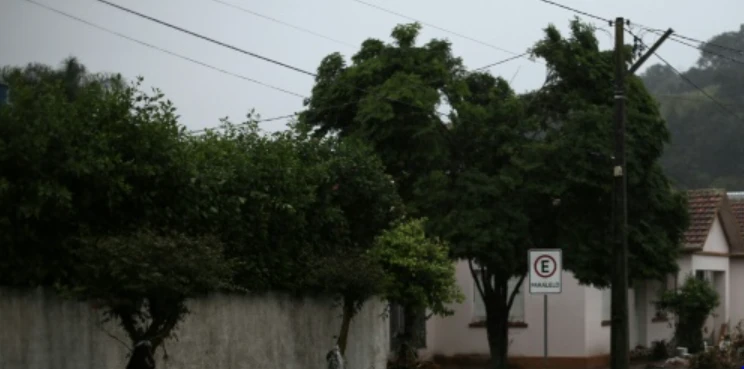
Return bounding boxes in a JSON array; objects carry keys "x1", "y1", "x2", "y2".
[
  {"x1": 189, "y1": 114, "x2": 296, "y2": 134},
  {"x1": 638, "y1": 28, "x2": 744, "y2": 66},
  {"x1": 95, "y1": 0, "x2": 444, "y2": 118},
  {"x1": 191, "y1": 49, "x2": 530, "y2": 133},
  {"x1": 210, "y1": 0, "x2": 530, "y2": 73},
  {"x1": 536, "y1": 0, "x2": 611, "y2": 23},
  {"x1": 97, "y1": 0, "x2": 534, "y2": 123},
  {"x1": 208, "y1": 0, "x2": 356, "y2": 49},
  {"x1": 475, "y1": 53, "x2": 531, "y2": 71},
  {"x1": 654, "y1": 94, "x2": 741, "y2": 107},
  {"x1": 96, "y1": 0, "x2": 316, "y2": 77},
  {"x1": 24, "y1": 0, "x2": 307, "y2": 99},
  {"x1": 39, "y1": 0, "x2": 529, "y2": 135},
  {"x1": 536, "y1": 0, "x2": 744, "y2": 59},
  {"x1": 350, "y1": 0, "x2": 541, "y2": 63},
  {"x1": 626, "y1": 28, "x2": 744, "y2": 122},
  {"x1": 650, "y1": 49, "x2": 744, "y2": 123},
  {"x1": 634, "y1": 24, "x2": 744, "y2": 56}
]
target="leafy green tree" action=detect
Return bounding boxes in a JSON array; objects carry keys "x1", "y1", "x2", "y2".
[
  {"x1": 369, "y1": 218, "x2": 463, "y2": 366},
  {"x1": 0, "y1": 60, "x2": 234, "y2": 367},
  {"x1": 415, "y1": 71, "x2": 556, "y2": 369},
  {"x1": 530, "y1": 20, "x2": 688, "y2": 286},
  {"x1": 418, "y1": 20, "x2": 687, "y2": 369},
  {"x1": 192, "y1": 121, "x2": 404, "y2": 355},
  {"x1": 657, "y1": 276, "x2": 719, "y2": 353},
  {"x1": 299, "y1": 21, "x2": 466, "y2": 352},
  {"x1": 65, "y1": 230, "x2": 232, "y2": 356},
  {"x1": 299, "y1": 22, "x2": 464, "y2": 204},
  {"x1": 0, "y1": 61, "x2": 201, "y2": 286},
  {"x1": 0, "y1": 57, "x2": 122, "y2": 101},
  {"x1": 299, "y1": 20, "x2": 687, "y2": 369},
  {"x1": 305, "y1": 136, "x2": 404, "y2": 355},
  {"x1": 187, "y1": 121, "x2": 333, "y2": 293}
]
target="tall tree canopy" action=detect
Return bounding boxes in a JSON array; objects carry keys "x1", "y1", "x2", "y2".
[
  {"x1": 531, "y1": 20, "x2": 689, "y2": 286},
  {"x1": 299, "y1": 22, "x2": 465, "y2": 204},
  {"x1": 299, "y1": 22, "x2": 468, "y2": 353},
  {"x1": 0, "y1": 60, "x2": 234, "y2": 368}
]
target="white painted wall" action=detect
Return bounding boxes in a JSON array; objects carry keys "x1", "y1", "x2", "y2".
[
  {"x1": 582, "y1": 284, "x2": 638, "y2": 356},
  {"x1": 424, "y1": 260, "x2": 588, "y2": 358},
  {"x1": 704, "y1": 216, "x2": 729, "y2": 253},
  {"x1": 425, "y1": 214, "x2": 742, "y2": 361},
  {"x1": 583, "y1": 286, "x2": 607, "y2": 357},
  {"x1": 640, "y1": 280, "x2": 675, "y2": 347},
  {"x1": 729, "y1": 258, "x2": 744, "y2": 329}
]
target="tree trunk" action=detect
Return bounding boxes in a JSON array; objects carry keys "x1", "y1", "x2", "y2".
[
  {"x1": 398, "y1": 305, "x2": 419, "y2": 366},
  {"x1": 485, "y1": 295, "x2": 510, "y2": 369},
  {"x1": 469, "y1": 261, "x2": 524, "y2": 369},
  {"x1": 337, "y1": 297, "x2": 355, "y2": 356},
  {"x1": 125, "y1": 341, "x2": 156, "y2": 369}
]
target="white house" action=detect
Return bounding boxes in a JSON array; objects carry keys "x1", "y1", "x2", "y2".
[{"x1": 420, "y1": 189, "x2": 744, "y2": 369}]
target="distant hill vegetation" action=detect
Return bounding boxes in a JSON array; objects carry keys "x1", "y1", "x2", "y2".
[{"x1": 641, "y1": 25, "x2": 744, "y2": 190}]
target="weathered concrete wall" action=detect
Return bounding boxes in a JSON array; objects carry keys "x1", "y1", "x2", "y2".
[{"x1": 0, "y1": 288, "x2": 389, "y2": 369}]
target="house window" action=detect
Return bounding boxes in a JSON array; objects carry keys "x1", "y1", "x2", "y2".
[
  {"x1": 695, "y1": 270, "x2": 712, "y2": 283},
  {"x1": 473, "y1": 275, "x2": 525, "y2": 322},
  {"x1": 602, "y1": 287, "x2": 611, "y2": 323}
]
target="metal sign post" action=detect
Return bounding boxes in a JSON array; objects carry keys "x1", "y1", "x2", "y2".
[{"x1": 529, "y1": 249, "x2": 562, "y2": 369}]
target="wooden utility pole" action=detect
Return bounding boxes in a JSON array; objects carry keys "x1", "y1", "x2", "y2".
[
  {"x1": 610, "y1": 16, "x2": 629, "y2": 369},
  {"x1": 610, "y1": 17, "x2": 674, "y2": 369}
]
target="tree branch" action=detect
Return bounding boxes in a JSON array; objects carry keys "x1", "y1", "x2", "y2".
[
  {"x1": 507, "y1": 273, "x2": 527, "y2": 311},
  {"x1": 96, "y1": 318, "x2": 131, "y2": 352},
  {"x1": 468, "y1": 259, "x2": 486, "y2": 301},
  {"x1": 114, "y1": 308, "x2": 142, "y2": 343}
]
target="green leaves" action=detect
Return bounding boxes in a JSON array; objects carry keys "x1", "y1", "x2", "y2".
[
  {"x1": 657, "y1": 276, "x2": 719, "y2": 321},
  {"x1": 68, "y1": 229, "x2": 232, "y2": 303},
  {"x1": 657, "y1": 276, "x2": 719, "y2": 353},
  {"x1": 1, "y1": 58, "x2": 407, "y2": 355},
  {"x1": 369, "y1": 218, "x2": 463, "y2": 316},
  {"x1": 0, "y1": 61, "x2": 193, "y2": 286},
  {"x1": 530, "y1": 19, "x2": 688, "y2": 286},
  {"x1": 299, "y1": 22, "x2": 462, "y2": 205}
]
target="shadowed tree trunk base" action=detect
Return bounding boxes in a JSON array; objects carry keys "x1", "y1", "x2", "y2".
[
  {"x1": 126, "y1": 341, "x2": 156, "y2": 369},
  {"x1": 337, "y1": 297, "x2": 355, "y2": 356}
]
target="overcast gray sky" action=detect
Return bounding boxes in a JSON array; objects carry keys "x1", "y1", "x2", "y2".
[{"x1": 2, "y1": 0, "x2": 742, "y2": 132}]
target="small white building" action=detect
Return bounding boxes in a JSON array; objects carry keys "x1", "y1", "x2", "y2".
[{"x1": 420, "y1": 189, "x2": 744, "y2": 369}]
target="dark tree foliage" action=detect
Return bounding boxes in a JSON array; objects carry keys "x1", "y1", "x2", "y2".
[
  {"x1": 299, "y1": 23, "x2": 466, "y2": 205},
  {"x1": 0, "y1": 58, "x2": 405, "y2": 367},
  {"x1": 531, "y1": 19, "x2": 689, "y2": 286}
]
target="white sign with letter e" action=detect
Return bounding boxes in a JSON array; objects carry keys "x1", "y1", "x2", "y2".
[{"x1": 528, "y1": 249, "x2": 562, "y2": 294}]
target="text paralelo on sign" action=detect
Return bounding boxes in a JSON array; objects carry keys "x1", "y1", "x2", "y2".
[{"x1": 528, "y1": 249, "x2": 562, "y2": 294}]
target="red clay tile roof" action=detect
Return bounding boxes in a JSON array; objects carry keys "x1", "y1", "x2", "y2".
[
  {"x1": 684, "y1": 189, "x2": 725, "y2": 247},
  {"x1": 729, "y1": 198, "x2": 744, "y2": 241}
]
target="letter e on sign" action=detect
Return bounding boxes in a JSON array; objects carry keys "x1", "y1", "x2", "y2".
[{"x1": 528, "y1": 249, "x2": 562, "y2": 294}]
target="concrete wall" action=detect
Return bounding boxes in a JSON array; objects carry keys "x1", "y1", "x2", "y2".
[{"x1": 0, "y1": 288, "x2": 390, "y2": 369}]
